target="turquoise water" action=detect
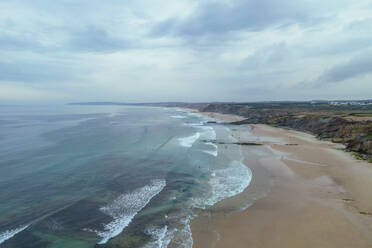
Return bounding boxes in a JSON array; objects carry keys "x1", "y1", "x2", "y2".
[{"x1": 0, "y1": 105, "x2": 251, "y2": 248}]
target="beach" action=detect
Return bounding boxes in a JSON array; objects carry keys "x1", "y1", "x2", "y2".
[
  {"x1": 1, "y1": 106, "x2": 372, "y2": 247},
  {"x1": 191, "y1": 113, "x2": 372, "y2": 248}
]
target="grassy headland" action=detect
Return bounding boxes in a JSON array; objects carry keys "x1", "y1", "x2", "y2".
[{"x1": 175, "y1": 101, "x2": 372, "y2": 161}]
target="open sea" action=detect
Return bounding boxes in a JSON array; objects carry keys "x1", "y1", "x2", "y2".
[{"x1": 0, "y1": 105, "x2": 252, "y2": 248}]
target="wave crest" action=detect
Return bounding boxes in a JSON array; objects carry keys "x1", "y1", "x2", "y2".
[
  {"x1": 0, "y1": 225, "x2": 29, "y2": 245},
  {"x1": 178, "y1": 132, "x2": 200, "y2": 148},
  {"x1": 96, "y1": 179, "x2": 166, "y2": 244}
]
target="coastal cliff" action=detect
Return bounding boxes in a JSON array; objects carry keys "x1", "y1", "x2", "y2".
[{"x1": 195, "y1": 103, "x2": 372, "y2": 161}]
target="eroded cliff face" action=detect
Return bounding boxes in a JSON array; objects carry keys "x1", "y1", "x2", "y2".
[
  {"x1": 271, "y1": 116, "x2": 372, "y2": 158},
  {"x1": 198, "y1": 104, "x2": 372, "y2": 159}
]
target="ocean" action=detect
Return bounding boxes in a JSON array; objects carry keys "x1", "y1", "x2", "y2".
[{"x1": 0, "y1": 105, "x2": 252, "y2": 248}]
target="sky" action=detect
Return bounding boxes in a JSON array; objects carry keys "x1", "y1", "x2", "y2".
[{"x1": 0, "y1": 0, "x2": 372, "y2": 103}]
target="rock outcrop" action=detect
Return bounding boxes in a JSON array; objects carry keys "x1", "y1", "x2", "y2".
[{"x1": 197, "y1": 103, "x2": 372, "y2": 160}]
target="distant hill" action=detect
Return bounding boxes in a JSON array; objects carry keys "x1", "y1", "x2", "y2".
[{"x1": 68, "y1": 102, "x2": 188, "y2": 106}]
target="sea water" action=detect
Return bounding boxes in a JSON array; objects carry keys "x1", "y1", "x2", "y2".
[{"x1": 0, "y1": 105, "x2": 252, "y2": 248}]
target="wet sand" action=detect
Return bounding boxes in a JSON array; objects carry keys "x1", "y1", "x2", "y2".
[{"x1": 191, "y1": 114, "x2": 372, "y2": 248}]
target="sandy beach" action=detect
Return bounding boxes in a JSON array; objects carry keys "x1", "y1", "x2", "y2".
[{"x1": 191, "y1": 113, "x2": 372, "y2": 248}]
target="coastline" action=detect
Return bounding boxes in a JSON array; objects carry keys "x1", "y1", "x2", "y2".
[{"x1": 191, "y1": 112, "x2": 372, "y2": 248}]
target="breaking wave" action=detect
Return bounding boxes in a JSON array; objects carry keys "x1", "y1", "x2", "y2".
[
  {"x1": 96, "y1": 179, "x2": 166, "y2": 244},
  {"x1": 0, "y1": 225, "x2": 29, "y2": 245},
  {"x1": 178, "y1": 132, "x2": 200, "y2": 148},
  {"x1": 203, "y1": 142, "x2": 218, "y2": 157},
  {"x1": 198, "y1": 126, "x2": 216, "y2": 140},
  {"x1": 176, "y1": 217, "x2": 193, "y2": 248},
  {"x1": 187, "y1": 112, "x2": 202, "y2": 118},
  {"x1": 171, "y1": 115, "x2": 187, "y2": 119},
  {"x1": 143, "y1": 225, "x2": 174, "y2": 248},
  {"x1": 192, "y1": 160, "x2": 252, "y2": 209}
]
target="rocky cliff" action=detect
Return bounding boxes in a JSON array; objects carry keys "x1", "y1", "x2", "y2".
[{"x1": 197, "y1": 103, "x2": 372, "y2": 160}]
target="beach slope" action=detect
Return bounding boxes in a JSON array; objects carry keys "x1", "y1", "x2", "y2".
[{"x1": 192, "y1": 114, "x2": 372, "y2": 248}]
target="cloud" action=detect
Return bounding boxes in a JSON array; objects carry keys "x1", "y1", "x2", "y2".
[
  {"x1": 0, "y1": 22, "x2": 134, "y2": 54},
  {"x1": 0, "y1": 1, "x2": 138, "y2": 54},
  {"x1": 0, "y1": 83, "x2": 68, "y2": 101},
  {"x1": 66, "y1": 26, "x2": 134, "y2": 53},
  {"x1": 149, "y1": 0, "x2": 341, "y2": 38},
  {"x1": 239, "y1": 43, "x2": 291, "y2": 71},
  {"x1": 0, "y1": 58, "x2": 85, "y2": 82},
  {"x1": 0, "y1": 35, "x2": 45, "y2": 52},
  {"x1": 0, "y1": 0, "x2": 372, "y2": 102},
  {"x1": 320, "y1": 53, "x2": 372, "y2": 83}
]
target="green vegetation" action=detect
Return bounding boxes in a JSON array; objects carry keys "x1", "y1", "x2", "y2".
[
  {"x1": 239, "y1": 102, "x2": 372, "y2": 111},
  {"x1": 350, "y1": 152, "x2": 365, "y2": 161},
  {"x1": 349, "y1": 112, "x2": 372, "y2": 117},
  {"x1": 192, "y1": 101, "x2": 372, "y2": 165},
  {"x1": 367, "y1": 132, "x2": 372, "y2": 139},
  {"x1": 360, "y1": 211, "x2": 372, "y2": 216},
  {"x1": 349, "y1": 152, "x2": 372, "y2": 163}
]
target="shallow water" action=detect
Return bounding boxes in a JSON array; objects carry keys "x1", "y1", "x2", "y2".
[{"x1": 0, "y1": 105, "x2": 252, "y2": 248}]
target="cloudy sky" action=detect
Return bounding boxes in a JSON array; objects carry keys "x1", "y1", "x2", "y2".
[{"x1": 1, "y1": 0, "x2": 372, "y2": 103}]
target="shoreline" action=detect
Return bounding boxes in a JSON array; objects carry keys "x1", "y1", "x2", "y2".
[{"x1": 191, "y1": 112, "x2": 372, "y2": 248}]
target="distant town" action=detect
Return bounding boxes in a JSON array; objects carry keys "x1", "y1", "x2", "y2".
[
  {"x1": 328, "y1": 101, "x2": 372, "y2": 106},
  {"x1": 310, "y1": 100, "x2": 372, "y2": 106}
]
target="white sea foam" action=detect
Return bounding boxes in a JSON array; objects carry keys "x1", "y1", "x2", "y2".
[
  {"x1": 184, "y1": 122, "x2": 201, "y2": 126},
  {"x1": 177, "y1": 217, "x2": 193, "y2": 248},
  {"x1": 202, "y1": 149, "x2": 218, "y2": 157},
  {"x1": 108, "y1": 112, "x2": 123, "y2": 118},
  {"x1": 178, "y1": 132, "x2": 200, "y2": 148},
  {"x1": 96, "y1": 179, "x2": 166, "y2": 244},
  {"x1": 168, "y1": 216, "x2": 193, "y2": 248},
  {"x1": 174, "y1": 108, "x2": 186, "y2": 113},
  {"x1": 198, "y1": 126, "x2": 216, "y2": 140},
  {"x1": 187, "y1": 112, "x2": 202, "y2": 118},
  {"x1": 203, "y1": 142, "x2": 218, "y2": 157},
  {"x1": 143, "y1": 225, "x2": 174, "y2": 248},
  {"x1": 192, "y1": 161, "x2": 252, "y2": 209},
  {"x1": 171, "y1": 115, "x2": 187, "y2": 119},
  {"x1": 188, "y1": 125, "x2": 218, "y2": 156},
  {"x1": 0, "y1": 225, "x2": 29, "y2": 244},
  {"x1": 183, "y1": 124, "x2": 218, "y2": 155}
]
